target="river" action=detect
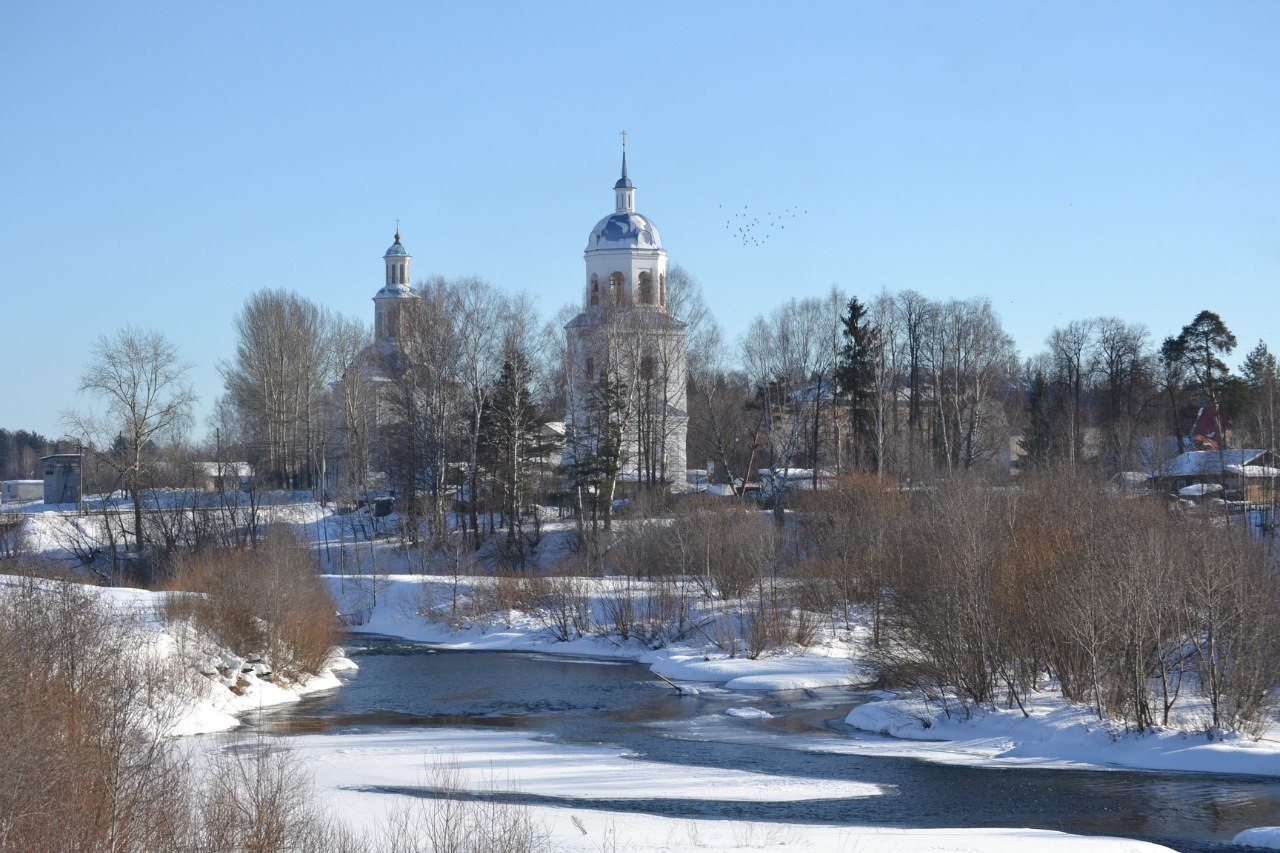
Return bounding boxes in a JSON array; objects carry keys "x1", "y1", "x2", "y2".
[{"x1": 243, "y1": 636, "x2": 1280, "y2": 852}]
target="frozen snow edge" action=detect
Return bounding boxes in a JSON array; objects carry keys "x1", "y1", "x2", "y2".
[
  {"x1": 331, "y1": 574, "x2": 1280, "y2": 781},
  {"x1": 1234, "y1": 826, "x2": 1280, "y2": 849},
  {"x1": 840, "y1": 696, "x2": 1280, "y2": 778}
]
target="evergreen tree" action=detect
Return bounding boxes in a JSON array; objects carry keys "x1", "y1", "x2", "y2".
[
  {"x1": 835, "y1": 296, "x2": 878, "y2": 469},
  {"x1": 566, "y1": 375, "x2": 629, "y2": 533},
  {"x1": 1241, "y1": 340, "x2": 1279, "y2": 452},
  {"x1": 480, "y1": 352, "x2": 542, "y2": 554},
  {"x1": 1024, "y1": 369, "x2": 1057, "y2": 466},
  {"x1": 1171, "y1": 310, "x2": 1237, "y2": 447}
]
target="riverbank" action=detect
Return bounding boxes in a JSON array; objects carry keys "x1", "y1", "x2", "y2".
[
  {"x1": 327, "y1": 572, "x2": 1280, "y2": 781},
  {"x1": 0, "y1": 576, "x2": 357, "y2": 736}
]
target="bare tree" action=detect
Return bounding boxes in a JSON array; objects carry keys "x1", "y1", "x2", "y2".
[
  {"x1": 922, "y1": 298, "x2": 1017, "y2": 471},
  {"x1": 1091, "y1": 317, "x2": 1158, "y2": 470},
  {"x1": 221, "y1": 290, "x2": 338, "y2": 490},
  {"x1": 328, "y1": 315, "x2": 375, "y2": 507},
  {"x1": 741, "y1": 296, "x2": 838, "y2": 517},
  {"x1": 63, "y1": 326, "x2": 196, "y2": 571},
  {"x1": 452, "y1": 280, "x2": 507, "y2": 548}
]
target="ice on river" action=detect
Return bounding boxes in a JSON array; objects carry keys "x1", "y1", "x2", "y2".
[{"x1": 280, "y1": 727, "x2": 1178, "y2": 852}]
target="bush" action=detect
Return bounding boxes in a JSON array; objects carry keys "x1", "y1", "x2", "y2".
[
  {"x1": 0, "y1": 577, "x2": 196, "y2": 851},
  {"x1": 165, "y1": 525, "x2": 339, "y2": 680}
]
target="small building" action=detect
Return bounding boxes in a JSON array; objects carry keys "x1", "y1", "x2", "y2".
[
  {"x1": 1, "y1": 480, "x2": 43, "y2": 503},
  {"x1": 1151, "y1": 449, "x2": 1276, "y2": 504},
  {"x1": 40, "y1": 453, "x2": 82, "y2": 505},
  {"x1": 195, "y1": 462, "x2": 253, "y2": 491}
]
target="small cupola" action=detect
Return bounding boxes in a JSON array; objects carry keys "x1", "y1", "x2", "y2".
[{"x1": 614, "y1": 149, "x2": 635, "y2": 213}]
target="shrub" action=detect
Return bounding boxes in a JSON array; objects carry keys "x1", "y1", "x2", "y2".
[
  {"x1": 165, "y1": 525, "x2": 339, "y2": 680},
  {"x1": 0, "y1": 577, "x2": 196, "y2": 851}
]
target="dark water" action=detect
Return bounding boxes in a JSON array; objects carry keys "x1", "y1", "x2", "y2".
[{"x1": 247, "y1": 636, "x2": 1280, "y2": 852}]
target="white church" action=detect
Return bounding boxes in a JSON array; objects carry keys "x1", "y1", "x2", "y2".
[
  {"x1": 564, "y1": 150, "x2": 688, "y2": 488},
  {"x1": 358, "y1": 148, "x2": 689, "y2": 490}
]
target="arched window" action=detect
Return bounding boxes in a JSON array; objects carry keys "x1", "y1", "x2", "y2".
[
  {"x1": 590, "y1": 274, "x2": 600, "y2": 305},
  {"x1": 638, "y1": 272, "x2": 653, "y2": 304},
  {"x1": 609, "y1": 272, "x2": 625, "y2": 305},
  {"x1": 586, "y1": 357, "x2": 595, "y2": 380},
  {"x1": 640, "y1": 355, "x2": 654, "y2": 381}
]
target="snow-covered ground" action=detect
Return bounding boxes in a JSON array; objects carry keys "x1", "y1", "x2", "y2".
[
  {"x1": 839, "y1": 692, "x2": 1280, "y2": 777},
  {"x1": 0, "y1": 576, "x2": 356, "y2": 736}
]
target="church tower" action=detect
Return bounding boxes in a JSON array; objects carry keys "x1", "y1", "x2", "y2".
[
  {"x1": 374, "y1": 227, "x2": 415, "y2": 344},
  {"x1": 565, "y1": 141, "x2": 688, "y2": 488}
]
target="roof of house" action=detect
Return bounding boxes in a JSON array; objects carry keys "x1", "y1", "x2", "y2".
[
  {"x1": 1152, "y1": 449, "x2": 1266, "y2": 478},
  {"x1": 196, "y1": 462, "x2": 252, "y2": 478},
  {"x1": 1226, "y1": 464, "x2": 1280, "y2": 478}
]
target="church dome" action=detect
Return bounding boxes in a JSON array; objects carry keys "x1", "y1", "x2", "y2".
[
  {"x1": 384, "y1": 227, "x2": 409, "y2": 257},
  {"x1": 586, "y1": 211, "x2": 662, "y2": 252}
]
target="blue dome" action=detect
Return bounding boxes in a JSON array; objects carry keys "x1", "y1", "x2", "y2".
[
  {"x1": 384, "y1": 240, "x2": 409, "y2": 257},
  {"x1": 586, "y1": 211, "x2": 662, "y2": 252}
]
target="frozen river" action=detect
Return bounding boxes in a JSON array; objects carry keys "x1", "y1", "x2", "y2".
[{"x1": 244, "y1": 636, "x2": 1280, "y2": 853}]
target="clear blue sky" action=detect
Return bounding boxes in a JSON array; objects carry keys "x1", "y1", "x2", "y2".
[{"x1": 2, "y1": 1, "x2": 1277, "y2": 440}]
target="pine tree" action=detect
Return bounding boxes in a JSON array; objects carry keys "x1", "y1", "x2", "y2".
[{"x1": 1172, "y1": 310, "x2": 1237, "y2": 447}]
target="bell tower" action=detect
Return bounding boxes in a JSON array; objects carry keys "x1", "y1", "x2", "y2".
[
  {"x1": 374, "y1": 225, "x2": 415, "y2": 343},
  {"x1": 565, "y1": 137, "x2": 689, "y2": 489}
]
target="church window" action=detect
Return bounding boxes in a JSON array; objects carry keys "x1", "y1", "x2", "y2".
[
  {"x1": 640, "y1": 355, "x2": 654, "y2": 381},
  {"x1": 638, "y1": 272, "x2": 653, "y2": 304},
  {"x1": 586, "y1": 357, "x2": 594, "y2": 380},
  {"x1": 610, "y1": 272, "x2": 624, "y2": 305},
  {"x1": 590, "y1": 274, "x2": 599, "y2": 305}
]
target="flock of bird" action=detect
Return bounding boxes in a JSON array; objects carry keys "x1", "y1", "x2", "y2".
[{"x1": 720, "y1": 204, "x2": 807, "y2": 247}]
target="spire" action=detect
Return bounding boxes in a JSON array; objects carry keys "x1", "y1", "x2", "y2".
[
  {"x1": 394, "y1": 219, "x2": 401, "y2": 245},
  {"x1": 620, "y1": 130, "x2": 629, "y2": 183},
  {"x1": 613, "y1": 131, "x2": 635, "y2": 212}
]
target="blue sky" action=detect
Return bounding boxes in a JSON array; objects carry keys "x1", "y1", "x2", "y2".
[{"x1": 2, "y1": 1, "x2": 1277, "y2": 439}]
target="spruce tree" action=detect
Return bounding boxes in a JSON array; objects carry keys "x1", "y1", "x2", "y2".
[{"x1": 835, "y1": 297, "x2": 878, "y2": 470}]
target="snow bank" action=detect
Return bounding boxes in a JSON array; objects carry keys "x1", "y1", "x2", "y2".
[
  {"x1": 1234, "y1": 827, "x2": 1280, "y2": 849},
  {"x1": 330, "y1": 573, "x2": 1280, "y2": 780},
  {"x1": 0, "y1": 577, "x2": 355, "y2": 736},
  {"x1": 330, "y1": 574, "x2": 870, "y2": 694},
  {"x1": 842, "y1": 695, "x2": 1280, "y2": 777}
]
